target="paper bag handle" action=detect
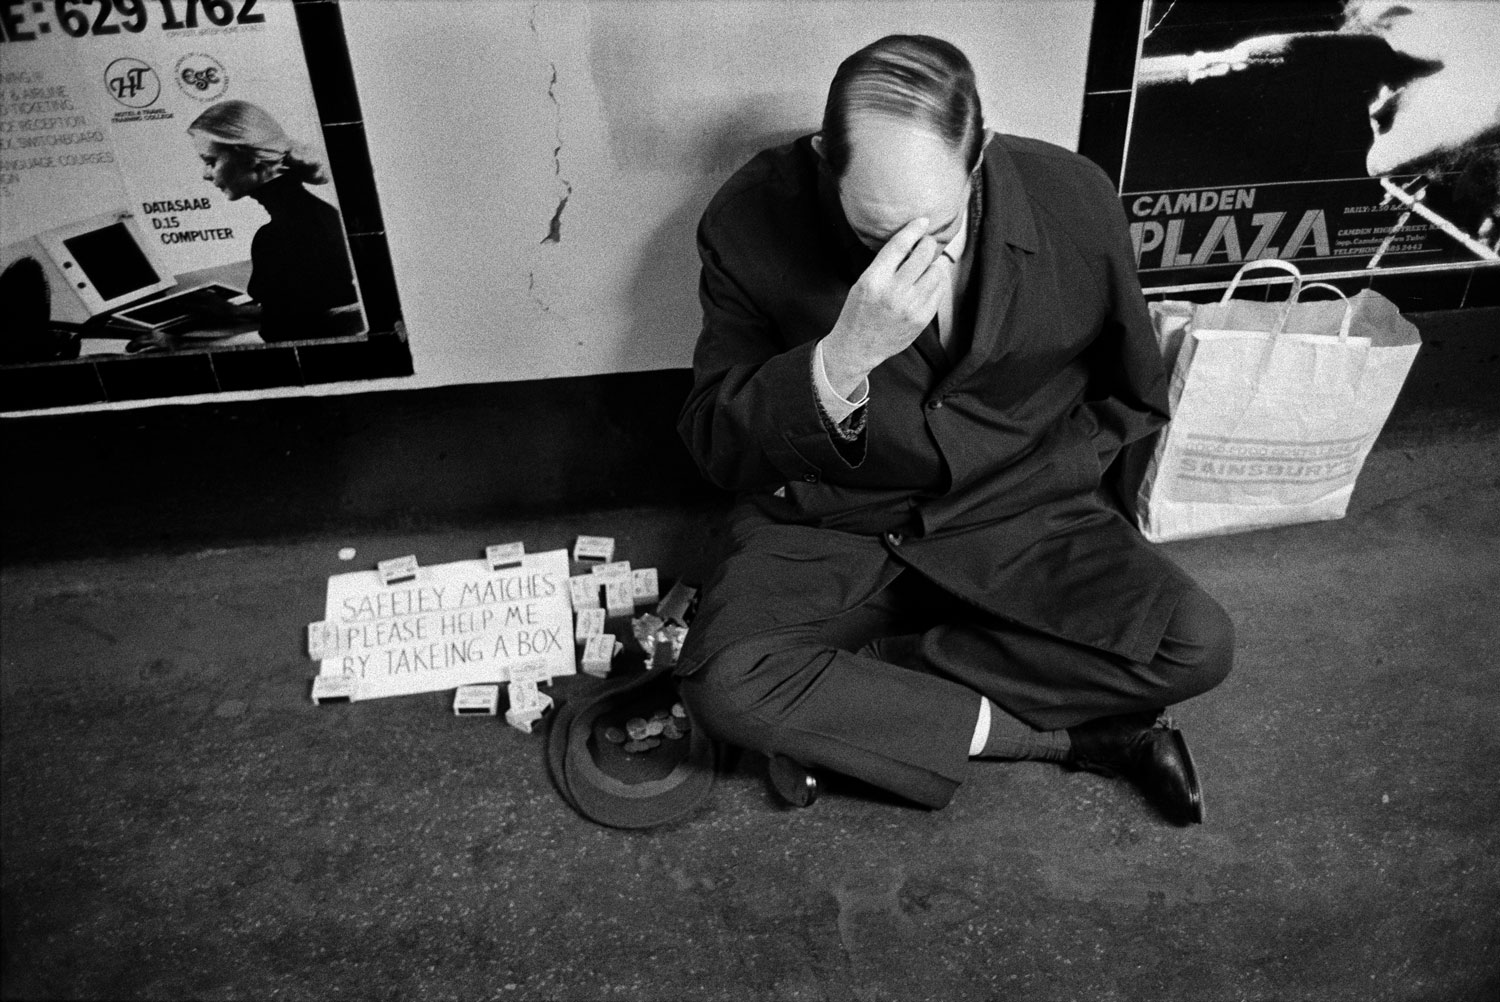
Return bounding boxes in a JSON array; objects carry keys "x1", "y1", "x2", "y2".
[
  {"x1": 1220, "y1": 260, "x2": 1304, "y2": 338},
  {"x1": 1296, "y1": 281, "x2": 1355, "y2": 341},
  {"x1": 1220, "y1": 259, "x2": 1304, "y2": 304}
]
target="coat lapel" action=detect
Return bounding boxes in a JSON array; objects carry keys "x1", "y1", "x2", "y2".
[
  {"x1": 939, "y1": 137, "x2": 1040, "y2": 395},
  {"x1": 911, "y1": 321, "x2": 948, "y2": 372}
]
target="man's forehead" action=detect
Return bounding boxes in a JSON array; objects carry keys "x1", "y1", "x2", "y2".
[
  {"x1": 837, "y1": 117, "x2": 970, "y2": 233},
  {"x1": 846, "y1": 111, "x2": 947, "y2": 139},
  {"x1": 841, "y1": 124, "x2": 968, "y2": 197},
  {"x1": 843, "y1": 114, "x2": 963, "y2": 165}
]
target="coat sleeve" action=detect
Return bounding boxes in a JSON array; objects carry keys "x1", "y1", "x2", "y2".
[
  {"x1": 1078, "y1": 181, "x2": 1170, "y2": 472},
  {"x1": 676, "y1": 212, "x2": 866, "y2": 492}
]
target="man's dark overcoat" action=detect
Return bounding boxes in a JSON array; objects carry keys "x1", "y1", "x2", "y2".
[{"x1": 676, "y1": 133, "x2": 1197, "y2": 706}]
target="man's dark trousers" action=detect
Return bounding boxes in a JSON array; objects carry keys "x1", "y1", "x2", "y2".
[{"x1": 679, "y1": 523, "x2": 1234, "y2": 809}]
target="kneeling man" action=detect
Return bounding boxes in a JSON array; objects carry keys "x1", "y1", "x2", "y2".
[{"x1": 675, "y1": 35, "x2": 1233, "y2": 824}]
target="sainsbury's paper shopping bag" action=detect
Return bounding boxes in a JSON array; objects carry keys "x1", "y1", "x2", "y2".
[{"x1": 1135, "y1": 260, "x2": 1421, "y2": 542}]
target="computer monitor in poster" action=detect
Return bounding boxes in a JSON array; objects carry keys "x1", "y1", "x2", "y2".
[{"x1": 35, "y1": 212, "x2": 175, "y2": 316}]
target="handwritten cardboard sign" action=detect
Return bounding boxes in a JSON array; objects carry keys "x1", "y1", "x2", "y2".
[{"x1": 316, "y1": 548, "x2": 575, "y2": 701}]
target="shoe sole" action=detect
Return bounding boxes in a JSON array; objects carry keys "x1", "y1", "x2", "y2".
[{"x1": 1169, "y1": 728, "x2": 1205, "y2": 824}]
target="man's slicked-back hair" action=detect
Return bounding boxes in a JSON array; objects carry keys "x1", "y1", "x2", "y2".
[{"x1": 820, "y1": 35, "x2": 984, "y2": 179}]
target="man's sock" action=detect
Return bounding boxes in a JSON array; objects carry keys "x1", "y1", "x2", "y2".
[{"x1": 969, "y1": 696, "x2": 1071, "y2": 762}]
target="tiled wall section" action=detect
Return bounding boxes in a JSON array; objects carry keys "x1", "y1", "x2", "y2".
[
  {"x1": 1138, "y1": 265, "x2": 1499, "y2": 310},
  {"x1": 0, "y1": 336, "x2": 412, "y2": 413}
]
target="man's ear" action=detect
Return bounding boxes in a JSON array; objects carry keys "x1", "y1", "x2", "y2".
[{"x1": 811, "y1": 134, "x2": 826, "y2": 160}]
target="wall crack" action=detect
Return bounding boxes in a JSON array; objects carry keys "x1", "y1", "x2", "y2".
[
  {"x1": 527, "y1": 271, "x2": 553, "y2": 314},
  {"x1": 540, "y1": 62, "x2": 572, "y2": 244}
]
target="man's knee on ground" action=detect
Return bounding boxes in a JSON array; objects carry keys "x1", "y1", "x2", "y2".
[
  {"x1": 677, "y1": 635, "x2": 798, "y2": 752},
  {"x1": 1161, "y1": 587, "x2": 1235, "y2": 694}
]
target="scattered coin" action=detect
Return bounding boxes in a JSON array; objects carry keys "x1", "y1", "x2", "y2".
[
  {"x1": 626, "y1": 717, "x2": 650, "y2": 740},
  {"x1": 603, "y1": 726, "x2": 626, "y2": 744}
]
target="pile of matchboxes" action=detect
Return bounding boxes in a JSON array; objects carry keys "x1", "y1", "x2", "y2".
[{"x1": 565, "y1": 533, "x2": 695, "y2": 681}]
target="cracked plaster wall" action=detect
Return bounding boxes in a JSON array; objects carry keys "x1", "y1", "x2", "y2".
[{"x1": 334, "y1": 0, "x2": 1092, "y2": 390}]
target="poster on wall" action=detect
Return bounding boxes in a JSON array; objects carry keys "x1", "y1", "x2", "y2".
[
  {"x1": 0, "y1": 0, "x2": 405, "y2": 409},
  {"x1": 1118, "y1": 0, "x2": 1499, "y2": 293}
]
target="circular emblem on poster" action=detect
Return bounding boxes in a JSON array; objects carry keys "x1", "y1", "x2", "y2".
[
  {"x1": 104, "y1": 58, "x2": 160, "y2": 109},
  {"x1": 175, "y1": 54, "x2": 230, "y2": 102}
]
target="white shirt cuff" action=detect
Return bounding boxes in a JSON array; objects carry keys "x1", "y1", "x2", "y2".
[{"x1": 813, "y1": 339, "x2": 869, "y2": 424}]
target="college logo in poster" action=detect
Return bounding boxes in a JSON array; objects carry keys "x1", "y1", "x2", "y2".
[
  {"x1": 175, "y1": 54, "x2": 229, "y2": 102},
  {"x1": 103, "y1": 58, "x2": 160, "y2": 109}
]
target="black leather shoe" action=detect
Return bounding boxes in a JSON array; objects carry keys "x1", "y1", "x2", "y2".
[
  {"x1": 767, "y1": 755, "x2": 819, "y2": 808},
  {"x1": 1067, "y1": 711, "x2": 1204, "y2": 825}
]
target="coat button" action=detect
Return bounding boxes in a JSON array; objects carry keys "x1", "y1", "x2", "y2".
[
  {"x1": 802, "y1": 472, "x2": 819, "y2": 483},
  {"x1": 886, "y1": 531, "x2": 904, "y2": 546},
  {"x1": 927, "y1": 398, "x2": 944, "y2": 410}
]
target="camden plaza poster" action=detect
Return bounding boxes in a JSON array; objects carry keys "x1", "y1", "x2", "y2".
[
  {"x1": 1119, "y1": 0, "x2": 1500, "y2": 291},
  {"x1": 0, "y1": 0, "x2": 364, "y2": 354}
]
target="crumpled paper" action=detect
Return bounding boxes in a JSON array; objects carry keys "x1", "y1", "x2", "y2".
[{"x1": 632, "y1": 613, "x2": 688, "y2": 669}]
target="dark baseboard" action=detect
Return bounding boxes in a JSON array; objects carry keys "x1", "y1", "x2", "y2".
[{"x1": 1, "y1": 368, "x2": 719, "y2": 563}]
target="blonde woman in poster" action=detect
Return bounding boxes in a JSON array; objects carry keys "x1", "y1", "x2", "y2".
[{"x1": 183, "y1": 99, "x2": 360, "y2": 343}]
